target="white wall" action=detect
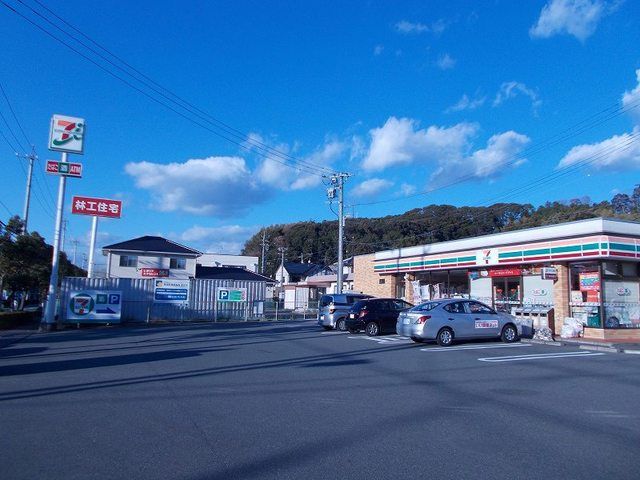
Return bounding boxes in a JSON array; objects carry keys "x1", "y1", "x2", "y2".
[
  {"x1": 107, "y1": 252, "x2": 196, "y2": 279},
  {"x1": 198, "y1": 253, "x2": 259, "y2": 272}
]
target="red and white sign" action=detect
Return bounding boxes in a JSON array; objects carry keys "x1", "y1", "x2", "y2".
[
  {"x1": 140, "y1": 268, "x2": 169, "y2": 278},
  {"x1": 46, "y1": 160, "x2": 83, "y2": 177},
  {"x1": 488, "y1": 267, "x2": 522, "y2": 277},
  {"x1": 71, "y1": 196, "x2": 122, "y2": 218}
]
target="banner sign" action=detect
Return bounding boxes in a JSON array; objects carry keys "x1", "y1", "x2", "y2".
[
  {"x1": 49, "y1": 114, "x2": 85, "y2": 154},
  {"x1": 154, "y1": 279, "x2": 189, "y2": 303},
  {"x1": 66, "y1": 290, "x2": 122, "y2": 322},
  {"x1": 140, "y1": 268, "x2": 169, "y2": 278},
  {"x1": 216, "y1": 287, "x2": 247, "y2": 302},
  {"x1": 46, "y1": 160, "x2": 83, "y2": 177},
  {"x1": 72, "y1": 196, "x2": 122, "y2": 218},
  {"x1": 488, "y1": 267, "x2": 522, "y2": 278}
]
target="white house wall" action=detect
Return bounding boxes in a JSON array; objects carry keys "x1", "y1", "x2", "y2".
[{"x1": 107, "y1": 253, "x2": 197, "y2": 279}]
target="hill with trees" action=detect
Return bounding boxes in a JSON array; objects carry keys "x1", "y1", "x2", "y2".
[{"x1": 242, "y1": 187, "x2": 640, "y2": 278}]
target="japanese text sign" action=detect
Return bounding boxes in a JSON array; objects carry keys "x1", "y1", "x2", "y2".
[
  {"x1": 49, "y1": 114, "x2": 85, "y2": 154},
  {"x1": 46, "y1": 160, "x2": 82, "y2": 177},
  {"x1": 71, "y1": 196, "x2": 122, "y2": 218}
]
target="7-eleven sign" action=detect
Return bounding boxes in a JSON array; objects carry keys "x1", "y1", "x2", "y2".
[{"x1": 49, "y1": 114, "x2": 85, "y2": 154}]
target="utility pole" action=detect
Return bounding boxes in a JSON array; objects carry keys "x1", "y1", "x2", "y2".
[
  {"x1": 278, "y1": 246, "x2": 287, "y2": 299},
  {"x1": 19, "y1": 147, "x2": 37, "y2": 233},
  {"x1": 61, "y1": 220, "x2": 68, "y2": 253},
  {"x1": 260, "y1": 231, "x2": 268, "y2": 274},
  {"x1": 327, "y1": 173, "x2": 350, "y2": 294},
  {"x1": 71, "y1": 239, "x2": 79, "y2": 265}
]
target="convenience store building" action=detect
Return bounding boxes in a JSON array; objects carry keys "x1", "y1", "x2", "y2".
[{"x1": 353, "y1": 217, "x2": 640, "y2": 341}]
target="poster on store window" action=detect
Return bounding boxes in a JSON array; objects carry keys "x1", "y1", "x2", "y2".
[
  {"x1": 579, "y1": 272, "x2": 600, "y2": 291},
  {"x1": 411, "y1": 280, "x2": 422, "y2": 305}
]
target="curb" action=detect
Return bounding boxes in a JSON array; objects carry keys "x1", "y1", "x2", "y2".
[
  {"x1": 523, "y1": 337, "x2": 640, "y2": 355},
  {"x1": 579, "y1": 345, "x2": 619, "y2": 354},
  {"x1": 521, "y1": 338, "x2": 561, "y2": 347}
]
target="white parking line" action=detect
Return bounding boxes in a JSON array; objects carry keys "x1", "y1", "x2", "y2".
[
  {"x1": 478, "y1": 351, "x2": 606, "y2": 362},
  {"x1": 347, "y1": 335, "x2": 411, "y2": 345},
  {"x1": 420, "y1": 343, "x2": 532, "y2": 352}
]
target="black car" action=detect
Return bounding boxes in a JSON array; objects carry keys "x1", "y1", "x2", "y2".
[{"x1": 345, "y1": 298, "x2": 413, "y2": 336}]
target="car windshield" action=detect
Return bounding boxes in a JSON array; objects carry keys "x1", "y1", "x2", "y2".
[{"x1": 412, "y1": 302, "x2": 439, "y2": 312}]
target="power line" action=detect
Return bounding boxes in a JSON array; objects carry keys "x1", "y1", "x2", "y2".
[
  {"x1": 4, "y1": 0, "x2": 335, "y2": 178},
  {"x1": 0, "y1": 80, "x2": 31, "y2": 146}
]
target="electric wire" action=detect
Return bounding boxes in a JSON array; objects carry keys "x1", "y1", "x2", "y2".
[
  {"x1": 5, "y1": 0, "x2": 335, "y2": 178},
  {"x1": 0, "y1": 79, "x2": 31, "y2": 146},
  {"x1": 26, "y1": 0, "x2": 336, "y2": 177}
]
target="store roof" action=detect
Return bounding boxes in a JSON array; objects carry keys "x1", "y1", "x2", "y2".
[{"x1": 375, "y1": 217, "x2": 640, "y2": 261}]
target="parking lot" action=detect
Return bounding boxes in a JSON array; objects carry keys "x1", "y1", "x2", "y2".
[{"x1": 1, "y1": 320, "x2": 639, "y2": 480}]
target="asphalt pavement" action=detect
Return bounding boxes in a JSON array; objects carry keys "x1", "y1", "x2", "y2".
[{"x1": 1, "y1": 320, "x2": 639, "y2": 480}]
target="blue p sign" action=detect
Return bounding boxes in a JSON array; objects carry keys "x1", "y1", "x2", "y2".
[{"x1": 219, "y1": 289, "x2": 229, "y2": 300}]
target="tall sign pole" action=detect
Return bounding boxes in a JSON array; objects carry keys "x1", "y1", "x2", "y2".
[
  {"x1": 327, "y1": 173, "x2": 350, "y2": 294},
  {"x1": 42, "y1": 115, "x2": 85, "y2": 331},
  {"x1": 87, "y1": 216, "x2": 98, "y2": 278},
  {"x1": 71, "y1": 195, "x2": 122, "y2": 279}
]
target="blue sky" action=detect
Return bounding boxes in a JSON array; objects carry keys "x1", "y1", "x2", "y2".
[{"x1": 1, "y1": 0, "x2": 640, "y2": 268}]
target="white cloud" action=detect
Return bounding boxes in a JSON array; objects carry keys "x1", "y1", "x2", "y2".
[
  {"x1": 529, "y1": 0, "x2": 616, "y2": 41},
  {"x1": 352, "y1": 178, "x2": 394, "y2": 198},
  {"x1": 395, "y1": 20, "x2": 428, "y2": 34},
  {"x1": 436, "y1": 53, "x2": 456, "y2": 70},
  {"x1": 395, "y1": 19, "x2": 448, "y2": 35},
  {"x1": 493, "y1": 81, "x2": 542, "y2": 113},
  {"x1": 429, "y1": 131, "x2": 530, "y2": 184},
  {"x1": 622, "y1": 69, "x2": 640, "y2": 121},
  {"x1": 180, "y1": 224, "x2": 259, "y2": 254},
  {"x1": 252, "y1": 135, "x2": 345, "y2": 191},
  {"x1": 373, "y1": 45, "x2": 384, "y2": 56},
  {"x1": 361, "y1": 116, "x2": 530, "y2": 185},
  {"x1": 445, "y1": 93, "x2": 486, "y2": 113},
  {"x1": 557, "y1": 126, "x2": 640, "y2": 169},
  {"x1": 362, "y1": 117, "x2": 478, "y2": 171},
  {"x1": 400, "y1": 183, "x2": 417, "y2": 196},
  {"x1": 125, "y1": 156, "x2": 268, "y2": 217}
]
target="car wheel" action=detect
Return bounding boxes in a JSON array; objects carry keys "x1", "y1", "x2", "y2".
[
  {"x1": 322, "y1": 326, "x2": 333, "y2": 331},
  {"x1": 336, "y1": 318, "x2": 347, "y2": 331},
  {"x1": 365, "y1": 322, "x2": 380, "y2": 337},
  {"x1": 501, "y1": 324, "x2": 518, "y2": 343},
  {"x1": 348, "y1": 327, "x2": 359, "y2": 334},
  {"x1": 410, "y1": 336, "x2": 422, "y2": 343},
  {"x1": 436, "y1": 328, "x2": 454, "y2": 347}
]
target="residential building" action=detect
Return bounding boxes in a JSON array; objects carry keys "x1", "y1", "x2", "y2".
[{"x1": 102, "y1": 236, "x2": 201, "y2": 279}]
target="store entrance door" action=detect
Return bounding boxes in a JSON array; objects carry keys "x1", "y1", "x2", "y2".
[{"x1": 493, "y1": 277, "x2": 521, "y2": 313}]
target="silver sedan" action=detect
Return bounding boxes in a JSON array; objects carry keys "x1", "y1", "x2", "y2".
[{"x1": 396, "y1": 298, "x2": 519, "y2": 346}]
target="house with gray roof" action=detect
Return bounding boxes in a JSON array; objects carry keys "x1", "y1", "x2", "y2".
[{"x1": 102, "y1": 236, "x2": 201, "y2": 279}]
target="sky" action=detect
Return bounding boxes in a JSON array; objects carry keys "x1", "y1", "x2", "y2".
[{"x1": 1, "y1": 0, "x2": 640, "y2": 270}]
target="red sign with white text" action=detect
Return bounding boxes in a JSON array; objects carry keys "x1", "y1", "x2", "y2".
[
  {"x1": 71, "y1": 196, "x2": 122, "y2": 218},
  {"x1": 46, "y1": 160, "x2": 83, "y2": 177},
  {"x1": 140, "y1": 268, "x2": 169, "y2": 278},
  {"x1": 488, "y1": 267, "x2": 522, "y2": 278}
]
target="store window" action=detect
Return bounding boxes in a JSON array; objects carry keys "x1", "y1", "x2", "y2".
[
  {"x1": 492, "y1": 277, "x2": 521, "y2": 313},
  {"x1": 569, "y1": 263, "x2": 602, "y2": 328},
  {"x1": 602, "y1": 261, "x2": 640, "y2": 329}
]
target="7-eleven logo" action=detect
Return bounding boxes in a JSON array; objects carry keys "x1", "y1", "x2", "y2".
[
  {"x1": 52, "y1": 119, "x2": 83, "y2": 146},
  {"x1": 49, "y1": 114, "x2": 85, "y2": 153}
]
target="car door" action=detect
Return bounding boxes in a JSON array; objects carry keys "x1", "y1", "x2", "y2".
[
  {"x1": 442, "y1": 301, "x2": 474, "y2": 338},
  {"x1": 466, "y1": 301, "x2": 501, "y2": 338}
]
